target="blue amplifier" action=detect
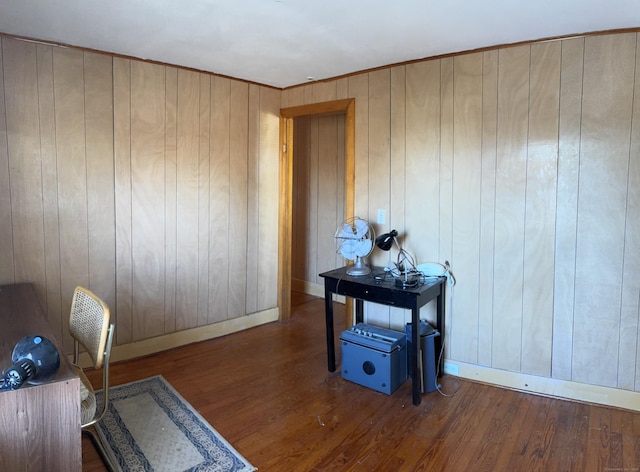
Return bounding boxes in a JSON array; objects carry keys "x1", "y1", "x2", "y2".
[{"x1": 340, "y1": 323, "x2": 407, "y2": 395}]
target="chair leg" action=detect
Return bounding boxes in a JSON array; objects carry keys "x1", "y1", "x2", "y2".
[{"x1": 83, "y1": 428, "x2": 118, "y2": 472}]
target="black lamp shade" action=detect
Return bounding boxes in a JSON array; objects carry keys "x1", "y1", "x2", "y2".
[{"x1": 375, "y1": 229, "x2": 398, "y2": 251}]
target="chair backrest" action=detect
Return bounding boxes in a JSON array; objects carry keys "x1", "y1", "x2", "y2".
[{"x1": 69, "y1": 286, "x2": 111, "y2": 369}]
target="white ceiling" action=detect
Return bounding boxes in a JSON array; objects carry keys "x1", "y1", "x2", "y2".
[{"x1": 0, "y1": 0, "x2": 638, "y2": 89}]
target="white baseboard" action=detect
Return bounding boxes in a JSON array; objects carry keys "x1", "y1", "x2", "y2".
[
  {"x1": 74, "y1": 307, "x2": 280, "y2": 368},
  {"x1": 444, "y1": 359, "x2": 640, "y2": 412},
  {"x1": 292, "y1": 278, "x2": 345, "y2": 303}
]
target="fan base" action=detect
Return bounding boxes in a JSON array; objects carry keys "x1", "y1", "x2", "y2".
[{"x1": 347, "y1": 265, "x2": 371, "y2": 276}]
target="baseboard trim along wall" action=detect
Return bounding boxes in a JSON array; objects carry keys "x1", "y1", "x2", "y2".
[
  {"x1": 444, "y1": 359, "x2": 640, "y2": 412},
  {"x1": 292, "y1": 278, "x2": 345, "y2": 303},
  {"x1": 292, "y1": 278, "x2": 323, "y2": 298},
  {"x1": 74, "y1": 307, "x2": 280, "y2": 368}
]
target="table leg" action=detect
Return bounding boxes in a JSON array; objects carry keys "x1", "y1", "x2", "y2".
[
  {"x1": 325, "y1": 285, "x2": 336, "y2": 372},
  {"x1": 436, "y1": 284, "x2": 445, "y2": 376},
  {"x1": 411, "y1": 305, "x2": 421, "y2": 406}
]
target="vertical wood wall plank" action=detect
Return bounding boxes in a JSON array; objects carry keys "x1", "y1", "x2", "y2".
[
  {"x1": 208, "y1": 76, "x2": 231, "y2": 323},
  {"x1": 257, "y1": 87, "x2": 280, "y2": 309},
  {"x1": 164, "y1": 67, "x2": 178, "y2": 332},
  {"x1": 246, "y1": 84, "x2": 260, "y2": 315},
  {"x1": 303, "y1": 84, "x2": 314, "y2": 105},
  {"x1": 84, "y1": 52, "x2": 115, "y2": 310},
  {"x1": 3, "y1": 40, "x2": 46, "y2": 291},
  {"x1": 615, "y1": 34, "x2": 640, "y2": 390},
  {"x1": 389, "y1": 65, "x2": 408, "y2": 326},
  {"x1": 631, "y1": 35, "x2": 640, "y2": 392},
  {"x1": 305, "y1": 115, "x2": 318, "y2": 283},
  {"x1": 36, "y1": 45, "x2": 63, "y2": 341},
  {"x1": 451, "y1": 53, "x2": 483, "y2": 362},
  {"x1": 336, "y1": 114, "x2": 346, "y2": 269},
  {"x1": 405, "y1": 61, "x2": 441, "y2": 260},
  {"x1": 113, "y1": 57, "x2": 133, "y2": 345},
  {"x1": 389, "y1": 65, "x2": 406, "y2": 240},
  {"x1": 405, "y1": 61, "x2": 441, "y2": 329},
  {"x1": 628, "y1": 35, "x2": 640, "y2": 392},
  {"x1": 295, "y1": 117, "x2": 313, "y2": 282},
  {"x1": 363, "y1": 69, "x2": 391, "y2": 326},
  {"x1": 439, "y1": 57, "x2": 454, "y2": 265},
  {"x1": 521, "y1": 42, "x2": 561, "y2": 376},
  {"x1": 492, "y1": 45, "x2": 530, "y2": 372},
  {"x1": 478, "y1": 50, "x2": 499, "y2": 367},
  {"x1": 282, "y1": 86, "x2": 304, "y2": 108},
  {"x1": 198, "y1": 74, "x2": 211, "y2": 326},
  {"x1": 312, "y1": 81, "x2": 337, "y2": 103},
  {"x1": 368, "y1": 68, "x2": 391, "y2": 257},
  {"x1": 348, "y1": 74, "x2": 369, "y2": 218},
  {"x1": 175, "y1": 69, "x2": 200, "y2": 330},
  {"x1": 0, "y1": 40, "x2": 14, "y2": 283},
  {"x1": 53, "y1": 47, "x2": 88, "y2": 349},
  {"x1": 292, "y1": 116, "x2": 310, "y2": 283},
  {"x1": 228, "y1": 81, "x2": 249, "y2": 318},
  {"x1": 437, "y1": 57, "x2": 454, "y2": 334},
  {"x1": 336, "y1": 78, "x2": 349, "y2": 100},
  {"x1": 553, "y1": 37, "x2": 584, "y2": 380},
  {"x1": 573, "y1": 34, "x2": 635, "y2": 387},
  {"x1": 130, "y1": 62, "x2": 166, "y2": 340}
]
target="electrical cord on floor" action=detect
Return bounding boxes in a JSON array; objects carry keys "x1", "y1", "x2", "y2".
[
  {"x1": 434, "y1": 283, "x2": 461, "y2": 397},
  {"x1": 434, "y1": 340, "x2": 461, "y2": 397}
]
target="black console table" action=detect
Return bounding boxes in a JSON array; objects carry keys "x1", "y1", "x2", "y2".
[{"x1": 319, "y1": 266, "x2": 446, "y2": 406}]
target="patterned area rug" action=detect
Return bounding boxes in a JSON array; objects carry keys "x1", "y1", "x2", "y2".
[{"x1": 95, "y1": 375, "x2": 256, "y2": 472}]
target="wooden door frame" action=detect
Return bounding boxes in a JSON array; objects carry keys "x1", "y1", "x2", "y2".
[{"x1": 278, "y1": 98, "x2": 355, "y2": 321}]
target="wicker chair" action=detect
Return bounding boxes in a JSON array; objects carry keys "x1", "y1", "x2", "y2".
[{"x1": 69, "y1": 286, "x2": 116, "y2": 471}]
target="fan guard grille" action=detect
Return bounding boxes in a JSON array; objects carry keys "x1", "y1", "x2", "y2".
[{"x1": 334, "y1": 217, "x2": 375, "y2": 276}]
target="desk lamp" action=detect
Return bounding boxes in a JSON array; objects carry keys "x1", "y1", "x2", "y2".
[
  {"x1": 375, "y1": 230, "x2": 418, "y2": 288},
  {"x1": 375, "y1": 229, "x2": 398, "y2": 252},
  {"x1": 0, "y1": 335, "x2": 60, "y2": 390}
]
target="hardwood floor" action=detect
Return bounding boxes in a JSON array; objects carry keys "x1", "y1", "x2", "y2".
[{"x1": 83, "y1": 292, "x2": 640, "y2": 471}]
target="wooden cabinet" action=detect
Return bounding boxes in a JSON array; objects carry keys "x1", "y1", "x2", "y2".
[{"x1": 0, "y1": 284, "x2": 81, "y2": 471}]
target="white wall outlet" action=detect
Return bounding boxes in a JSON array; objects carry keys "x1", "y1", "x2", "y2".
[
  {"x1": 444, "y1": 361, "x2": 459, "y2": 376},
  {"x1": 376, "y1": 209, "x2": 386, "y2": 225}
]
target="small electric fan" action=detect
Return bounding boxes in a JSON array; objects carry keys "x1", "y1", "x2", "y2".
[{"x1": 335, "y1": 217, "x2": 375, "y2": 276}]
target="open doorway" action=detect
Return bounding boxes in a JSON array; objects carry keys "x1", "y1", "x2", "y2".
[
  {"x1": 291, "y1": 113, "x2": 346, "y2": 298},
  {"x1": 278, "y1": 99, "x2": 355, "y2": 321}
]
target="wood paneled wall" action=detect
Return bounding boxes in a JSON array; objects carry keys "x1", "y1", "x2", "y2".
[
  {"x1": 0, "y1": 37, "x2": 280, "y2": 353},
  {"x1": 283, "y1": 32, "x2": 640, "y2": 394}
]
